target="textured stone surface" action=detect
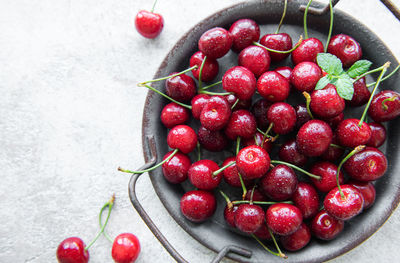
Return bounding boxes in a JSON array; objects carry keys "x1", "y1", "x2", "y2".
[{"x1": 1, "y1": 0, "x2": 400, "y2": 262}]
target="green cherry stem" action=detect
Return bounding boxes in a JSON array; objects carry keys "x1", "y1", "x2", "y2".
[
  {"x1": 150, "y1": 0, "x2": 158, "y2": 12},
  {"x1": 85, "y1": 194, "x2": 115, "y2": 250},
  {"x1": 254, "y1": 134, "x2": 260, "y2": 146},
  {"x1": 238, "y1": 172, "x2": 247, "y2": 200},
  {"x1": 249, "y1": 185, "x2": 257, "y2": 204},
  {"x1": 252, "y1": 234, "x2": 284, "y2": 258},
  {"x1": 382, "y1": 96, "x2": 399, "y2": 110},
  {"x1": 270, "y1": 160, "x2": 321, "y2": 180},
  {"x1": 139, "y1": 65, "x2": 197, "y2": 86},
  {"x1": 198, "y1": 90, "x2": 233, "y2": 96},
  {"x1": 304, "y1": 0, "x2": 313, "y2": 39},
  {"x1": 99, "y1": 199, "x2": 114, "y2": 243},
  {"x1": 140, "y1": 84, "x2": 192, "y2": 109},
  {"x1": 236, "y1": 136, "x2": 241, "y2": 155},
  {"x1": 358, "y1": 62, "x2": 390, "y2": 127},
  {"x1": 219, "y1": 190, "x2": 233, "y2": 209},
  {"x1": 231, "y1": 98, "x2": 240, "y2": 110},
  {"x1": 198, "y1": 56, "x2": 207, "y2": 90},
  {"x1": 336, "y1": 145, "x2": 366, "y2": 199},
  {"x1": 330, "y1": 143, "x2": 345, "y2": 149},
  {"x1": 268, "y1": 228, "x2": 287, "y2": 259},
  {"x1": 275, "y1": 0, "x2": 288, "y2": 34},
  {"x1": 196, "y1": 142, "x2": 201, "y2": 161},
  {"x1": 303, "y1": 91, "x2": 314, "y2": 119},
  {"x1": 367, "y1": 64, "x2": 400, "y2": 87},
  {"x1": 213, "y1": 161, "x2": 236, "y2": 176},
  {"x1": 253, "y1": 35, "x2": 303, "y2": 54},
  {"x1": 325, "y1": 0, "x2": 334, "y2": 52},
  {"x1": 353, "y1": 62, "x2": 389, "y2": 83},
  {"x1": 232, "y1": 200, "x2": 293, "y2": 205},
  {"x1": 201, "y1": 80, "x2": 222, "y2": 90},
  {"x1": 118, "y1": 149, "x2": 179, "y2": 175}
]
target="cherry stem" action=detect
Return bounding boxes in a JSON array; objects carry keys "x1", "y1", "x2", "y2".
[
  {"x1": 268, "y1": 228, "x2": 287, "y2": 259},
  {"x1": 236, "y1": 136, "x2": 241, "y2": 155},
  {"x1": 330, "y1": 143, "x2": 345, "y2": 149},
  {"x1": 336, "y1": 145, "x2": 366, "y2": 199},
  {"x1": 118, "y1": 149, "x2": 179, "y2": 175},
  {"x1": 367, "y1": 64, "x2": 400, "y2": 87},
  {"x1": 198, "y1": 56, "x2": 207, "y2": 90},
  {"x1": 275, "y1": 0, "x2": 288, "y2": 34},
  {"x1": 252, "y1": 234, "x2": 284, "y2": 258},
  {"x1": 324, "y1": 0, "x2": 334, "y2": 52},
  {"x1": 85, "y1": 194, "x2": 115, "y2": 251},
  {"x1": 353, "y1": 62, "x2": 389, "y2": 83},
  {"x1": 232, "y1": 200, "x2": 293, "y2": 205},
  {"x1": 253, "y1": 35, "x2": 303, "y2": 54},
  {"x1": 358, "y1": 62, "x2": 390, "y2": 127},
  {"x1": 270, "y1": 160, "x2": 321, "y2": 180},
  {"x1": 201, "y1": 80, "x2": 222, "y2": 90},
  {"x1": 198, "y1": 90, "x2": 234, "y2": 96},
  {"x1": 139, "y1": 66, "x2": 197, "y2": 86},
  {"x1": 99, "y1": 202, "x2": 114, "y2": 243},
  {"x1": 238, "y1": 172, "x2": 247, "y2": 200},
  {"x1": 249, "y1": 185, "x2": 256, "y2": 204},
  {"x1": 219, "y1": 190, "x2": 233, "y2": 209},
  {"x1": 140, "y1": 84, "x2": 192, "y2": 109},
  {"x1": 231, "y1": 98, "x2": 240, "y2": 110},
  {"x1": 254, "y1": 134, "x2": 260, "y2": 146},
  {"x1": 213, "y1": 161, "x2": 236, "y2": 176},
  {"x1": 382, "y1": 96, "x2": 398, "y2": 110},
  {"x1": 303, "y1": 0, "x2": 313, "y2": 39},
  {"x1": 196, "y1": 142, "x2": 201, "y2": 161},
  {"x1": 150, "y1": 0, "x2": 158, "y2": 13},
  {"x1": 303, "y1": 91, "x2": 314, "y2": 119}
]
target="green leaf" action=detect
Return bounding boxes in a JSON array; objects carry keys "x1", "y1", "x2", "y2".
[
  {"x1": 346, "y1": 60, "x2": 373, "y2": 78},
  {"x1": 315, "y1": 75, "x2": 330, "y2": 90},
  {"x1": 336, "y1": 74, "x2": 354, "y2": 100},
  {"x1": 317, "y1": 53, "x2": 343, "y2": 75}
]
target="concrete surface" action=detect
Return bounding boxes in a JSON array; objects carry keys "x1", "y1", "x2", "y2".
[{"x1": 1, "y1": 0, "x2": 400, "y2": 262}]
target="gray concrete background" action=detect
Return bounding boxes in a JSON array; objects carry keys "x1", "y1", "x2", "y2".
[{"x1": 1, "y1": 0, "x2": 400, "y2": 262}]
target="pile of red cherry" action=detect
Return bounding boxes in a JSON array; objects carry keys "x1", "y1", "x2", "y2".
[{"x1": 130, "y1": 8, "x2": 400, "y2": 258}]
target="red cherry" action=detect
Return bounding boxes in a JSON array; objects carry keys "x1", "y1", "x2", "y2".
[
  {"x1": 310, "y1": 161, "x2": 344, "y2": 193},
  {"x1": 189, "y1": 51, "x2": 219, "y2": 82},
  {"x1": 311, "y1": 210, "x2": 344, "y2": 240},
  {"x1": 236, "y1": 145, "x2": 271, "y2": 180},
  {"x1": 222, "y1": 66, "x2": 256, "y2": 100},
  {"x1": 242, "y1": 131, "x2": 273, "y2": 153},
  {"x1": 368, "y1": 90, "x2": 400, "y2": 122},
  {"x1": 324, "y1": 185, "x2": 364, "y2": 221},
  {"x1": 134, "y1": 10, "x2": 164, "y2": 39},
  {"x1": 327, "y1": 34, "x2": 362, "y2": 68},
  {"x1": 324, "y1": 112, "x2": 344, "y2": 130},
  {"x1": 278, "y1": 139, "x2": 307, "y2": 167},
  {"x1": 167, "y1": 125, "x2": 197, "y2": 154},
  {"x1": 222, "y1": 157, "x2": 253, "y2": 188},
  {"x1": 180, "y1": 190, "x2": 216, "y2": 222},
  {"x1": 295, "y1": 104, "x2": 312, "y2": 129},
  {"x1": 267, "y1": 102, "x2": 297, "y2": 135},
  {"x1": 224, "y1": 110, "x2": 257, "y2": 140},
  {"x1": 238, "y1": 46, "x2": 270, "y2": 77},
  {"x1": 229, "y1": 19, "x2": 260, "y2": 52},
  {"x1": 161, "y1": 151, "x2": 191, "y2": 184},
  {"x1": 259, "y1": 33, "x2": 293, "y2": 62},
  {"x1": 348, "y1": 180, "x2": 376, "y2": 209},
  {"x1": 251, "y1": 99, "x2": 272, "y2": 130},
  {"x1": 292, "y1": 182, "x2": 319, "y2": 219},
  {"x1": 296, "y1": 120, "x2": 333, "y2": 157},
  {"x1": 321, "y1": 135, "x2": 345, "y2": 162},
  {"x1": 165, "y1": 73, "x2": 197, "y2": 103},
  {"x1": 266, "y1": 203, "x2": 303, "y2": 236},
  {"x1": 290, "y1": 61, "x2": 322, "y2": 93},
  {"x1": 310, "y1": 84, "x2": 345, "y2": 119},
  {"x1": 160, "y1": 103, "x2": 189, "y2": 128},
  {"x1": 200, "y1": 95, "x2": 231, "y2": 131},
  {"x1": 367, "y1": 122, "x2": 386, "y2": 148},
  {"x1": 336, "y1": 119, "x2": 372, "y2": 148},
  {"x1": 197, "y1": 126, "x2": 228, "y2": 152},
  {"x1": 198, "y1": 27, "x2": 233, "y2": 59},
  {"x1": 280, "y1": 223, "x2": 311, "y2": 252},
  {"x1": 244, "y1": 188, "x2": 267, "y2": 202},
  {"x1": 275, "y1": 66, "x2": 292, "y2": 80},
  {"x1": 347, "y1": 77, "x2": 370, "y2": 107},
  {"x1": 260, "y1": 164, "x2": 298, "y2": 201},
  {"x1": 111, "y1": 233, "x2": 141, "y2": 263},
  {"x1": 291, "y1": 38, "x2": 324, "y2": 65},
  {"x1": 254, "y1": 223, "x2": 272, "y2": 240},
  {"x1": 234, "y1": 204, "x2": 264, "y2": 234},
  {"x1": 224, "y1": 204, "x2": 238, "y2": 227},
  {"x1": 225, "y1": 94, "x2": 252, "y2": 110},
  {"x1": 191, "y1": 94, "x2": 210, "y2": 119},
  {"x1": 257, "y1": 71, "x2": 290, "y2": 102},
  {"x1": 188, "y1": 160, "x2": 222, "y2": 190},
  {"x1": 56, "y1": 237, "x2": 89, "y2": 263}
]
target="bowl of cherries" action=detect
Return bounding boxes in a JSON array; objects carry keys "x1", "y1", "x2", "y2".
[{"x1": 124, "y1": 0, "x2": 400, "y2": 262}]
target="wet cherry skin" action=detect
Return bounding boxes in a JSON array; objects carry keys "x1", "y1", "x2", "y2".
[
  {"x1": 234, "y1": 204, "x2": 265, "y2": 234},
  {"x1": 327, "y1": 34, "x2": 362, "y2": 68},
  {"x1": 291, "y1": 38, "x2": 324, "y2": 65},
  {"x1": 259, "y1": 33, "x2": 293, "y2": 62},
  {"x1": 347, "y1": 77, "x2": 370, "y2": 107},
  {"x1": 190, "y1": 51, "x2": 219, "y2": 82},
  {"x1": 310, "y1": 84, "x2": 345, "y2": 119},
  {"x1": 251, "y1": 99, "x2": 272, "y2": 130},
  {"x1": 229, "y1": 19, "x2": 260, "y2": 52},
  {"x1": 191, "y1": 94, "x2": 210, "y2": 119},
  {"x1": 266, "y1": 203, "x2": 303, "y2": 236},
  {"x1": 200, "y1": 95, "x2": 231, "y2": 131},
  {"x1": 160, "y1": 103, "x2": 189, "y2": 128},
  {"x1": 134, "y1": 10, "x2": 164, "y2": 39},
  {"x1": 348, "y1": 180, "x2": 376, "y2": 209},
  {"x1": 321, "y1": 136, "x2": 345, "y2": 162},
  {"x1": 257, "y1": 71, "x2": 290, "y2": 102},
  {"x1": 236, "y1": 145, "x2": 271, "y2": 180},
  {"x1": 222, "y1": 66, "x2": 257, "y2": 100},
  {"x1": 224, "y1": 110, "x2": 257, "y2": 140},
  {"x1": 165, "y1": 73, "x2": 197, "y2": 102},
  {"x1": 180, "y1": 190, "x2": 216, "y2": 222},
  {"x1": 296, "y1": 120, "x2": 333, "y2": 157},
  {"x1": 278, "y1": 139, "x2": 307, "y2": 167},
  {"x1": 56, "y1": 237, "x2": 89, "y2": 263},
  {"x1": 292, "y1": 182, "x2": 319, "y2": 219},
  {"x1": 197, "y1": 126, "x2": 228, "y2": 152},
  {"x1": 224, "y1": 204, "x2": 238, "y2": 227},
  {"x1": 336, "y1": 118, "x2": 372, "y2": 148},
  {"x1": 275, "y1": 66, "x2": 293, "y2": 81},
  {"x1": 324, "y1": 185, "x2": 364, "y2": 221},
  {"x1": 244, "y1": 188, "x2": 267, "y2": 202},
  {"x1": 310, "y1": 161, "x2": 344, "y2": 193},
  {"x1": 267, "y1": 102, "x2": 297, "y2": 135},
  {"x1": 311, "y1": 210, "x2": 344, "y2": 240},
  {"x1": 260, "y1": 164, "x2": 298, "y2": 201},
  {"x1": 295, "y1": 104, "x2": 312, "y2": 129},
  {"x1": 280, "y1": 223, "x2": 311, "y2": 252},
  {"x1": 198, "y1": 27, "x2": 233, "y2": 59},
  {"x1": 238, "y1": 46, "x2": 270, "y2": 77},
  {"x1": 111, "y1": 233, "x2": 141, "y2": 263},
  {"x1": 368, "y1": 90, "x2": 400, "y2": 122},
  {"x1": 225, "y1": 94, "x2": 252, "y2": 111},
  {"x1": 290, "y1": 61, "x2": 322, "y2": 92},
  {"x1": 162, "y1": 151, "x2": 191, "y2": 184},
  {"x1": 367, "y1": 122, "x2": 386, "y2": 148},
  {"x1": 222, "y1": 156, "x2": 253, "y2": 188},
  {"x1": 187, "y1": 160, "x2": 222, "y2": 190},
  {"x1": 167, "y1": 125, "x2": 197, "y2": 154}
]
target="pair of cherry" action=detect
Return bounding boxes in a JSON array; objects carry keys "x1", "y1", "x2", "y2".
[{"x1": 56, "y1": 195, "x2": 140, "y2": 263}]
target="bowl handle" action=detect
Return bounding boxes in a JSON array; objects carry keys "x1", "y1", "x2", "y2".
[{"x1": 128, "y1": 135, "x2": 252, "y2": 263}]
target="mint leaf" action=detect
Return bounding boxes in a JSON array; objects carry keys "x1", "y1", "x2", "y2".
[
  {"x1": 315, "y1": 75, "x2": 330, "y2": 90},
  {"x1": 336, "y1": 74, "x2": 354, "y2": 100},
  {"x1": 317, "y1": 53, "x2": 343, "y2": 75},
  {"x1": 347, "y1": 60, "x2": 373, "y2": 79}
]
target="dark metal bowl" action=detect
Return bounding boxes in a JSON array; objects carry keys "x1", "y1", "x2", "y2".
[{"x1": 137, "y1": 0, "x2": 400, "y2": 262}]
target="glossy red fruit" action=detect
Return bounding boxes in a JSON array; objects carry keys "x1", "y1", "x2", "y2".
[
  {"x1": 229, "y1": 19, "x2": 260, "y2": 52},
  {"x1": 165, "y1": 73, "x2": 196, "y2": 102},
  {"x1": 290, "y1": 62, "x2": 322, "y2": 92},
  {"x1": 56, "y1": 237, "x2": 89, "y2": 263},
  {"x1": 347, "y1": 77, "x2": 370, "y2": 107},
  {"x1": 222, "y1": 156, "x2": 253, "y2": 188},
  {"x1": 310, "y1": 161, "x2": 344, "y2": 193},
  {"x1": 180, "y1": 190, "x2": 216, "y2": 222},
  {"x1": 266, "y1": 203, "x2": 303, "y2": 236},
  {"x1": 224, "y1": 110, "x2": 257, "y2": 140},
  {"x1": 191, "y1": 94, "x2": 210, "y2": 119},
  {"x1": 238, "y1": 46, "x2": 270, "y2": 77},
  {"x1": 295, "y1": 104, "x2": 312, "y2": 129},
  {"x1": 348, "y1": 180, "x2": 376, "y2": 209},
  {"x1": 188, "y1": 160, "x2": 222, "y2": 190},
  {"x1": 190, "y1": 51, "x2": 219, "y2": 82},
  {"x1": 225, "y1": 94, "x2": 252, "y2": 110},
  {"x1": 224, "y1": 204, "x2": 238, "y2": 227},
  {"x1": 251, "y1": 99, "x2": 272, "y2": 130},
  {"x1": 343, "y1": 147, "x2": 387, "y2": 181},
  {"x1": 260, "y1": 164, "x2": 298, "y2": 201},
  {"x1": 259, "y1": 33, "x2": 293, "y2": 62},
  {"x1": 336, "y1": 119, "x2": 372, "y2": 148},
  {"x1": 198, "y1": 27, "x2": 233, "y2": 59},
  {"x1": 325, "y1": 112, "x2": 344, "y2": 130},
  {"x1": 197, "y1": 126, "x2": 228, "y2": 152},
  {"x1": 162, "y1": 151, "x2": 191, "y2": 184},
  {"x1": 367, "y1": 122, "x2": 386, "y2": 148},
  {"x1": 310, "y1": 84, "x2": 345, "y2": 119},
  {"x1": 160, "y1": 103, "x2": 189, "y2": 128},
  {"x1": 280, "y1": 223, "x2": 311, "y2": 252},
  {"x1": 368, "y1": 90, "x2": 400, "y2": 122},
  {"x1": 222, "y1": 66, "x2": 256, "y2": 100},
  {"x1": 278, "y1": 139, "x2": 307, "y2": 167},
  {"x1": 134, "y1": 10, "x2": 164, "y2": 39},
  {"x1": 321, "y1": 137, "x2": 345, "y2": 162},
  {"x1": 267, "y1": 102, "x2": 297, "y2": 134},
  {"x1": 234, "y1": 204, "x2": 264, "y2": 234},
  {"x1": 296, "y1": 120, "x2": 333, "y2": 157},
  {"x1": 242, "y1": 131, "x2": 273, "y2": 153},
  {"x1": 236, "y1": 145, "x2": 270, "y2": 180},
  {"x1": 254, "y1": 223, "x2": 272, "y2": 240},
  {"x1": 311, "y1": 210, "x2": 344, "y2": 240},
  {"x1": 257, "y1": 71, "x2": 290, "y2": 102},
  {"x1": 111, "y1": 233, "x2": 141, "y2": 263},
  {"x1": 200, "y1": 95, "x2": 231, "y2": 131},
  {"x1": 292, "y1": 182, "x2": 319, "y2": 219},
  {"x1": 327, "y1": 34, "x2": 362, "y2": 68},
  {"x1": 291, "y1": 38, "x2": 324, "y2": 65},
  {"x1": 275, "y1": 66, "x2": 293, "y2": 80},
  {"x1": 324, "y1": 185, "x2": 364, "y2": 221},
  {"x1": 167, "y1": 125, "x2": 197, "y2": 154}
]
